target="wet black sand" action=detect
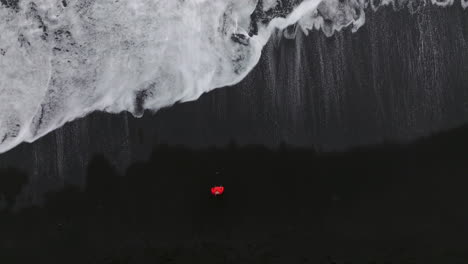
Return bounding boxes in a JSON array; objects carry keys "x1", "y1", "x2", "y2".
[{"x1": 1, "y1": 123, "x2": 468, "y2": 263}]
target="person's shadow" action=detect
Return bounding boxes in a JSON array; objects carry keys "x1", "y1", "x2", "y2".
[
  {"x1": 0, "y1": 167, "x2": 28, "y2": 212},
  {"x1": 85, "y1": 154, "x2": 121, "y2": 216}
]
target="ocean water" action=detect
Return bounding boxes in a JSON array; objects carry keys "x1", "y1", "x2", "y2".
[{"x1": 0, "y1": 0, "x2": 466, "y2": 153}]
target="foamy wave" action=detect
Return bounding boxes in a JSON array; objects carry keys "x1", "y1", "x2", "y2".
[{"x1": 0, "y1": 0, "x2": 465, "y2": 153}]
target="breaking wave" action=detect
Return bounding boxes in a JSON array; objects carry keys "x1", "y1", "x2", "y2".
[{"x1": 0, "y1": 0, "x2": 466, "y2": 153}]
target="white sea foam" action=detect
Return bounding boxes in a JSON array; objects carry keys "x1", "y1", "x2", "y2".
[{"x1": 0, "y1": 0, "x2": 465, "y2": 153}]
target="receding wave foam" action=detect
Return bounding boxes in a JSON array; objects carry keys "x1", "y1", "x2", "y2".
[{"x1": 0, "y1": 0, "x2": 465, "y2": 153}]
